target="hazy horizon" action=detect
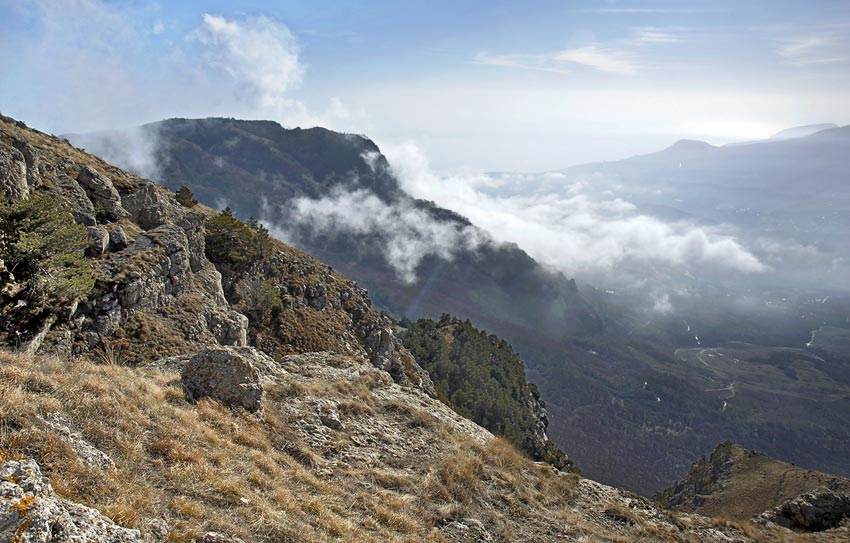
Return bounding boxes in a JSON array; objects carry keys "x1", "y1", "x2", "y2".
[{"x1": 3, "y1": 0, "x2": 850, "y2": 171}]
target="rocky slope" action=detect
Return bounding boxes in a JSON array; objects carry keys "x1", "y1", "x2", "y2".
[
  {"x1": 656, "y1": 441, "x2": 850, "y2": 530},
  {"x1": 401, "y1": 314, "x2": 573, "y2": 470},
  {"x1": 0, "y1": 113, "x2": 425, "y2": 390},
  {"x1": 4, "y1": 348, "x2": 847, "y2": 543}
]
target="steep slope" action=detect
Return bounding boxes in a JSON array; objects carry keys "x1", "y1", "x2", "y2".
[
  {"x1": 400, "y1": 314, "x2": 573, "y2": 470},
  {"x1": 107, "y1": 117, "x2": 603, "y2": 342},
  {"x1": 4, "y1": 349, "x2": 849, "y2": 543},
  {"x1": 0, "y1": 113, "x2": 424, "y2": 390},
  {"x1": 656, "y1": 441, "x2": 850, "y2": 523}
]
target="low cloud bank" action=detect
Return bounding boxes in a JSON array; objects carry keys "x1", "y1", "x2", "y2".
[
  {"x1": 280, "y1": 187, "x2": 485, "y2": 284},
  {"x1": 381, "y1": 141, "x2": 767, "y2": 277}
]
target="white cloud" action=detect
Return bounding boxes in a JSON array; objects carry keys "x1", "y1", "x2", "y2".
[
  {"x1": 69, "y1": 124, "x2": 165, "y2": 180},
  {"x1": 632, "y1": 27, "x2": 684, "y2": 45},
  {"x1": 474, "y1": 44, "x2": 641, "y2": 76},
  {"x1": 382, "y1": 141, "x2": 767, "y2": 277},
  {"x1": 651, "y1": 292, "x2": 674, "y2": 314},
  {"x1": 472, "y1": 52, "x2": 571, "y2": 74},
  {"x1": 279, "y1": 187, "x2": 485, "y2": 284},
  {"x1": 190, "y1": 14, "x2": 305, "y2": 119},
  {"x1": 554, "y1": 46, "x2": 641, "y2": 75},
  {"x1": 1, "y1": 3, "x2": 353, "y2": 138},
  {"x1": 779, "y1": 35, "x2": 847, "y2": 66}
]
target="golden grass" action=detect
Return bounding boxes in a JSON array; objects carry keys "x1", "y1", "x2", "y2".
[
  {"x1": 0, "y1": 349, "x2": 551, "y2": 542},
  {"x1": 0, "y1": 348, "x2": 837, "y2": 543}
]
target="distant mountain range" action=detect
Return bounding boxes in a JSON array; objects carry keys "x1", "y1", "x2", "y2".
[
  {"x1": 769, "y1": 123, "x2": 839, "y2": 140},
  {"x1": 69, "y1": 119, "x2": 850, "y2": 495}
]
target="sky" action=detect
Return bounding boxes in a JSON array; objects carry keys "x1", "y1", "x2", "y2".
[{"x1": 2, "y1": 0, "x2": 850, "y2": 171}]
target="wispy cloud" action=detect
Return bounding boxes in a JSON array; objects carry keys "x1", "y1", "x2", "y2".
[
  {"x1": 779, "y1": 35, "x2": 847, "y2": 66},
  {"x1": 554, "y1": 45, "x2": 641, "y2": 75},
  {"x1": 190, "y1": 14, "x2": 305, "y2": 117},
  {"x1": 631, "y1": 27, "x2": 684, "y2": 45},
  {"x1": 474, "y1": 44, "x2": 641, "y2": 76},
  {"x1": 277, "y1": 184, "x2": 485, "y2": 284},
  {"x1": 472, "y1": 52, "x2": 570, "y2": 74},
  {"x1": 578, "y1": 7, "x2": 723, "y2": 14}
]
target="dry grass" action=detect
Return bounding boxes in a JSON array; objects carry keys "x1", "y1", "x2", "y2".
[
  {"x1": 0, "y1": 349, "x2": 567, "y2": 542},
  {"x1": 0, "y1": 348, "x2": 840, "y2": 543}
]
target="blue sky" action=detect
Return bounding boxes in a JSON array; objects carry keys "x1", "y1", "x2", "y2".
[{"x1": 2, "y1": 0, "x2": 850, "y2": 170}]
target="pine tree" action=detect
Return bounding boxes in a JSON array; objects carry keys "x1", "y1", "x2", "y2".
[
  {"x1": 0, "y1": 195, "x2": 94, "y2": 314},
  {"x1": 175, "y1": 185, "x2": 198, "y2": 208}
]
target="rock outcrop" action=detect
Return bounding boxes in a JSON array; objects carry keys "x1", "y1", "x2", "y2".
[
  {"x1": 0, "y1": 459, "x2": 143, "y2": 543},
  {"x1": 656, "y1": 441, "x2": 850, "y2": 523},
  {"x1": 181, "y1": 347, "x2": 278, "y2": 412},
  {"x1": 758, "y1": 488, "x2": 850, "y2": 532},
  {"x1": 1, "y1": 113, "x2": 434, "y2": 396}
]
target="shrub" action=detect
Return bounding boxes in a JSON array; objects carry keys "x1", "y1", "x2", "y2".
[
  {"x1": 175, "y1": 186, "x2": 198, "y2": 208},
  {"x1": 0, "y1": 194, "x2": 94, "y2": 316},
  {"x1": 204, "y1": 209, "x2": 272, "y2": 271},
  {"x1": 402, "y1": 314, "x2": 573, "y2": 470}
]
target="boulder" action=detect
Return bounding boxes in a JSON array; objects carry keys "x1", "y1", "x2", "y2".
[
  {"x1": 86, "y1": 225, "x2": 110, "y2": 256},
  {"x1": 0, "y1": 459, "x2": 143, "y2": 543},
  {"x1": 181, "y1": 347, "x2": 279, "y2": 412},
  {"x1": 76, "y1": 166, "x2": 130, "y2": 221},
  {"x1": 757, "y1": 487, "x2": 850, "y2": 531},
  {"x1": 122, "y1": 182, "x2": 182, "y2": 230},
  {"x1": 109, "y1": 225, "x2": 129, "y2": 250}
]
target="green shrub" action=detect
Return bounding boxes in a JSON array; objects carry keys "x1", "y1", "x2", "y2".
[
  {"x1": 204, "y1": 209, "x2": 272, "y2": 271},
  {"x1": 0, "y1": 194, "x2": 94, "y2": 315},
  {"x1": 175, "y1": 185, "x2": 198, "y2": 208},
  {"x1": 403, "y1": 314, "x2": 573, "y2": 470}
]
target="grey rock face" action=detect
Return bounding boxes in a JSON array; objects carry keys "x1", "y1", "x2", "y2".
[
  {"x1": 440, "y1": 518, "x2": 495, "y2": 543},
  {"x1": 757, "y1": 487, "x2": 850, "y2": 531},
  {"x1": 181, "y1": 347, "x2": 279, "y2": 412},
  {"x1": 0, "y1": 141, "x2": 28, "y2": 200},
  {"x1": 10, "y1": 136, "x2": 40, "y2": 188},
  {"x1": 87, "y1": 225, "x2": 110, "y2": 256},
  {"x1": 122, "y1": 181, "x2": 182, "y2": 230},
  {"x1": 76, "y1": 166, "x2": 130, "y2": 221},
  {"x1": 200, "y1": 532, "x2": 246, "y2": 543},
  {"x1": 109, "y1": 225, "x2": 129, "y2": 250},
  {"x1": 0, "y1": 459, "x2": 143, "y2": 543},
  {"x1": 39, "y1": 413, "x2": 116, "y2": 471}
]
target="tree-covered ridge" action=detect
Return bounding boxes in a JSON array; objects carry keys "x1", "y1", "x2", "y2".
[{"x1": 401, "y1": 314, "x2": 574, "y2": 471}]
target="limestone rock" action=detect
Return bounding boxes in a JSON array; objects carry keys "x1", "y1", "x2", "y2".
[
  {"x1": 76, "y1": 166, "x2": 130, "y2": 221},
  {"x1": 200, "y1": 531, "x2": 246, "y2": 543},
  {"x1": 86, "y1": 225, "x2": 110, "y2": 256},
  {"x1": 0, "y1": 459, "x2": 143, "y2": 543},
  {"x1": 10, "y1": 136, "x2": 40, "y2": 188},
  {"x1": 109, "y1": 225, "x2": 129, "y2": 250},
  {"x1": 181, "y1": 347, "x2": 279, "y2": 412},
  {"x1": 122, "y1": 181, "x2": 182, "y2": 230},
  {"x1": 39, "y1": 413, "x2": 116, "y2": 471},
  {"x1": 757, "y1": 487, "x2": 850, "y2": 531},
  {"x1": 0, "y1": 141, "x2": 28, "y2": 200}
]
